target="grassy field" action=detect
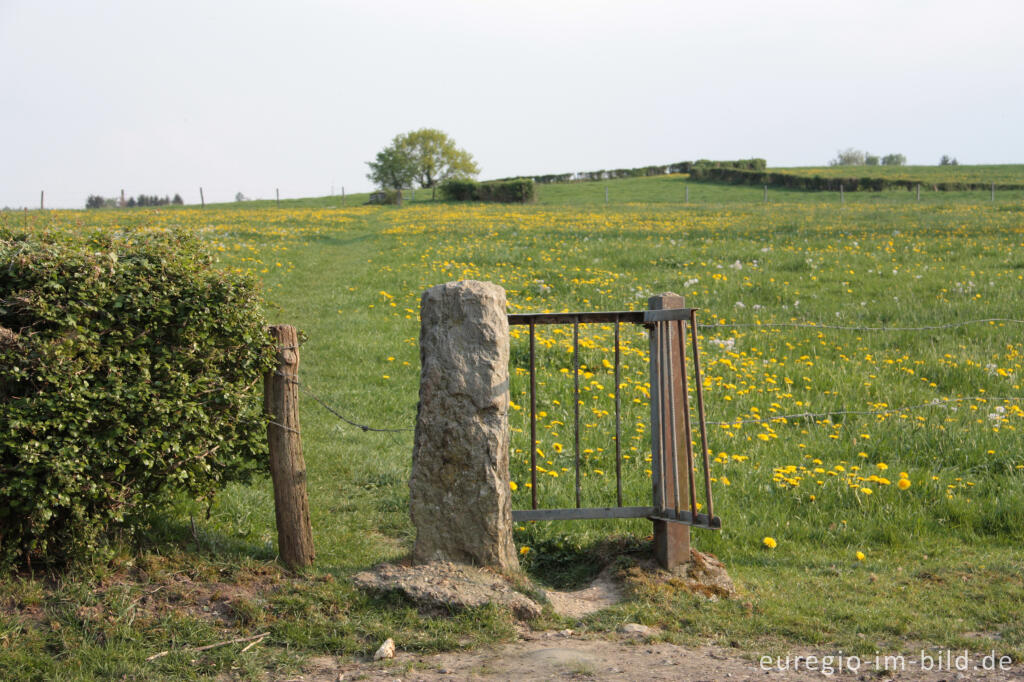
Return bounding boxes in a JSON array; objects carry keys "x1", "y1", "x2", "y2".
[{"x1": 2, "y1": 174, "x2": 1024, "y2": 679}]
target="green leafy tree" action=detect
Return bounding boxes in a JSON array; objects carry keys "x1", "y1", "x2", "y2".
[
  {"x1": 368, "y1": 128, "x2": 480, "y2": 196},
  {"x1": 366, "y1": 144, "x2": 417, "y2": 190},
  {"x1": 882, "y1": 153, "x2": 906, "y2": 166},
  {"x1": 830, "y1": 148, "x2": 867, "y2": 166}
]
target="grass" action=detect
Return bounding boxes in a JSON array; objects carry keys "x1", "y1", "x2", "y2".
[{"x1": 3, "y1": 172, "x2": 1024, "y2": 678}]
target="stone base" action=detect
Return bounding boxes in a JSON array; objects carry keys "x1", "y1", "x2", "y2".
[{"x1": 352, "y1": 561, "x2": 542, "y2": 620}]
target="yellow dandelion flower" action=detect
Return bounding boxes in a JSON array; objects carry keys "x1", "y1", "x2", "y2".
[
  {"x1": 896, "y1": 478, "x2": 911, "y2": 490},
  {"x1": 856, "y1": 551, "x2": 866, "y2": 561},
  {"x1": 762, "y1": 536, "x2": 777, "y2": 549}
]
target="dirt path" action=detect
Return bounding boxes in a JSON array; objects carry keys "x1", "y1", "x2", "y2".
[{"x1": 292, "y1": 633, "x2": 1024, "y2": 681}]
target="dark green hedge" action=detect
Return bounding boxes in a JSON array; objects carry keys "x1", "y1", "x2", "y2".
[
  {"x1": 438, "y1": 180, "x2": 477, "y2": 201},
  {"x1": 440, "y1": 178, "x2": 536, "y2": 203},
  {"x1": 491, "y1": 159, "x2": 766, "y2": 184},
  {"x1": 689, "y1": 166, "x2": 1024, "y2": 192},
  {"x1": 0, "y1": 230, "x2": 275, "y2": 568}
]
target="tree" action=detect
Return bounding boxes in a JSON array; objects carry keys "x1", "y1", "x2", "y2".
[
  {"x1": 367, "y1": 128, "x2": 480, "y2": 196},
  {"x1": 366, "y1": 144, "x2": 417, "y2": 190},
  {"x1": 830, "y1": 148, "x2": 867, "y2": 166},
  {"x1": 882, "y1": 153, "x2": 906, "y2": 166},
  {"x1": 939, "y1": 155, "x2": 959, "y2": 166},
  {"x1": 865, "y1": 154, "x2": 880, "y2": 166}
]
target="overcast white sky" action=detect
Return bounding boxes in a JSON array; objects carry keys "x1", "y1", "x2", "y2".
[{"x1": 2, "y1": 0, "x2": 1023, "y2": 208}]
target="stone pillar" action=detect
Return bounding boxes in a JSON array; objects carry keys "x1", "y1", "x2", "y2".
[{"x1": 410, "y1": 281, "x2": 518, "y2": 571}]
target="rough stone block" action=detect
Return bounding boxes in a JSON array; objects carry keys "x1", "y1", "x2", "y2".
[{"x1": 410, "y1": 280, "x2": 518, "y2": 571}]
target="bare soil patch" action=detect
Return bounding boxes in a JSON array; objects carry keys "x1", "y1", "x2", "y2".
[{"x1": 300, "y1": 634, "x2": 1024, "y2": 681}]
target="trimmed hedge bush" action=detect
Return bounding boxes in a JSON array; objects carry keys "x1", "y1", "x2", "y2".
[
  {"x1": 689, "y1": 166, "x2": 1024, "y2": 192},
  {"x1": 438, "y1": 179, "x2": 477, "y2": 201},
  {"x1": 440, "y1": 178, "x2": 536, "y2": 203},
  {"x1": 0, "y1": 230, "x2": 275, "y2": 568},
  {"x1": 490, "y1": 159, "x2": 767, "y2": 184}
]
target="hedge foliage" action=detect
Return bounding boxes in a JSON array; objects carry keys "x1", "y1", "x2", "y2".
[
  {"x1": 439, "y1": 178, "x2": 536, "y2": 203},
  {"x1": 491, "y1": 158, "x2": 766, "y2": 184},
  {"x1": 0, "y1": 230, "x2": 275, "y2": 568},
  {"x1": 689, "y1": 166, "x2": 1024, "y2": 192}
]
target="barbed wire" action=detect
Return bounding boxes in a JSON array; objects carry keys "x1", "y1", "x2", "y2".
[
  {"x1": 274, "y1": 371, "x2": 414, "y2": 434},
  {"x1": 697, "y1": 317, "x2": 1024, "y2": 332},
  {"x1": 705, "y1": 395, "x2": 1023, "y2": 426}
]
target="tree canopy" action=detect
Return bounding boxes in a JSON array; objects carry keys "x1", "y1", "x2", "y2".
[{"x1": 367, "y1": 128, "x2": 479, "y2": 191}]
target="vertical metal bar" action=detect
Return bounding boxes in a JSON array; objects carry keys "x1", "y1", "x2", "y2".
[
  {"x1": 649, "y1": 321, "x2": 664, "y2": 514},
  {"x1": 657, "y1": 323, "x2": 668, "y2": 513},
  {"x1": 689, "y1": 309, "x2": 714, "y2": 521},
  {"x1": 614, "y1": 317, "x2": 623, "y2": 507},
  {"x1": 663, "y1": 322, "x2": 681, "y2": 515},
  {"x1": 676, "y1": 319, "x2": 698, "y2": 519},
  {"x1": 573, "y1": 317, "x2": 581, "y2": 508},
  {"x1": 529, "y1": 320, "x2": 538, "y2": 510}
]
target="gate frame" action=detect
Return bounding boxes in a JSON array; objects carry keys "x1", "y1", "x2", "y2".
[{"x1": 508, "y1": 294, "x2": 720, "y2": 569}]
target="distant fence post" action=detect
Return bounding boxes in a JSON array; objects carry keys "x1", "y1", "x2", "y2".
[
  {"x1": 265, "y1": 324, "x2": 315, "y2": 568},
  {"x1": 648, "y1": 293, "x2": 690, "y2": 569}
]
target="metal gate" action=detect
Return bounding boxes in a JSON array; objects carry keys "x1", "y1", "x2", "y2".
[{"x1": 507, "y1": 298, "x2": 721, "y2": 534}]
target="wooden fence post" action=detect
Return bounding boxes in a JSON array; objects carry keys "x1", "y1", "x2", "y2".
[
  {"x1": 648, "y1": 293, "x2": 690, "y2": 569},
  {"x1": 265, "y1": 324, "x2": 315, "y2": 568}
]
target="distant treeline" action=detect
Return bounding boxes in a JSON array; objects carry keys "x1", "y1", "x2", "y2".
[
  {"x1": 86, "y1": 194, "x2": 184, "y2": 209},
  {"x1": 689, "y1": 167, "x2": 1024, "y2": 192},
  {"x1": 494, "y1": 159, "x2": 766, "y2": 185}
]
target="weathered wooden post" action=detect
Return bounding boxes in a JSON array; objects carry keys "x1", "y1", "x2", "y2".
[
  {"x1": 648, "y1": 293, "x2": 690, "y2": 569},
  {"x1": 264, "y1": 324, "x2": 315, "y2": 568}
]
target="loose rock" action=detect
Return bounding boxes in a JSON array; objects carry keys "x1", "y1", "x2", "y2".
[{"x1": 373, "y1": 638, "x2": 395, "y2": 661}]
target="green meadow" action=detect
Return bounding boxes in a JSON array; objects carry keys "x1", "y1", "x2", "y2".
[{"x1": 2, "y1": 171, "x2": 1023, "y2": 679}]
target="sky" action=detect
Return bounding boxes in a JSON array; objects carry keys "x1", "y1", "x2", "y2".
[{"x1": 2, "y1": 0, "x2": 1023, "y2": 208}]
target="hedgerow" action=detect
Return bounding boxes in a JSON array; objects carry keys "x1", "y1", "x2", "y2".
[
  {"x1": 439, "y1": 178, "x2": 536, "y2": 203},
  {"x1": 0, "y1": 230, "x2": 275, "y2": 568}
]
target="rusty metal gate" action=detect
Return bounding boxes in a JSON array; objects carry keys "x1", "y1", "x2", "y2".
[{"x1": 507, "y1": 299, "x2": 721, "y2": 537}]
